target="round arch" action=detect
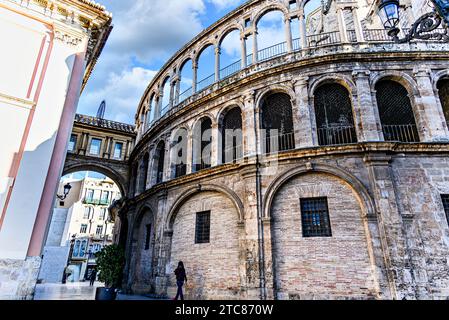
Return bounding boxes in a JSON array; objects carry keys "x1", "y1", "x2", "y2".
[
  {"x1": 309, "y1": 74, "x2": 357, "y2": 97},
  {"x1": 218, "y1": 25, "x2": 243, "y2": 47},
  {"x1": 216, "y1": 101, "x2": 244, "y2": 124},
  {"x1": 255, "y1": 84, "x2": 296, "y2": 108},
  {"x1": 253, "y1": 4, "x2": 289, "y2": 26},
  {"x1": 63, "y1": 163, "x2": 127, "y2": 197},
  {"x1": 263, "y1": 163, "x2": 376, "y2": 219},
  {"x1": 370, "y1": 71, "x2": 420, "y2": 97},
  {"x1": 432, "y1": 69, "x2": 449, "y2": 92},
  {"x1": 165, "y1": 183, "x2": 244, "y2": 231}
]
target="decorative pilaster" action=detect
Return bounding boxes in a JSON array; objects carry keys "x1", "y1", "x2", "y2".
[
  {"x1": 242, "y1": 91, "x2": 257, "y2": 157},
  {"x1": 413, "y1": 67, "x2": 449, "y2": 141},
  {"x1": 353, "y1": 70, "x2": 383, "y2": 141},
  {"x1": 293, "y1": 77, "x2": 314, "y2": 148}
]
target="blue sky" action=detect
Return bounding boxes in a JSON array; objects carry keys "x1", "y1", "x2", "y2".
[{"x1": 77, "y1": 0, "x2": 248, "y2": 124}]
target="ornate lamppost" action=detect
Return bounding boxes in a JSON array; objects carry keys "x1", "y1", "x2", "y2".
[{"x1": 378, "y1": 0, "x2": 449, "y2": 42}]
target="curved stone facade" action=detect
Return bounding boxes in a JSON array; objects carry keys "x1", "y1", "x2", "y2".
[{"x1": 119, "y1": 0, "x2": 449, "y2": 300}]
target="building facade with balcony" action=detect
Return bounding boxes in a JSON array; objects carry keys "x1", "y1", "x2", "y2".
[
  {"x1": 38, "y1": 176, "x2": 119, "y2": 284},
  {"x1": 116, "y1": 0, "x2": 449, "y2": 300}
]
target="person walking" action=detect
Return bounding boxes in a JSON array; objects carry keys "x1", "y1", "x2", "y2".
[
  {"x1": 89, "y1": 268, "x2": 97, "y2": 286},
  {"x1": 174, "y1": 261, "x2": 187, "y2": 300}
]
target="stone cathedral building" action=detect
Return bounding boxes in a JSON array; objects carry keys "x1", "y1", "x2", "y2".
[{"x1": 112, "y1": 0, "x2": 449, "y2": 300}]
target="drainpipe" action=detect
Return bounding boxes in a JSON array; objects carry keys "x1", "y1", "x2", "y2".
[{"x1": 252, "y1": 96, "x2": 267, "y2": 300}]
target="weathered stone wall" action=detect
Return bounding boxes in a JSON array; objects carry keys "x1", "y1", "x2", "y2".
[
  {"x1": 37, "y1": 246, "x2": 69, "y2": 284},
  {"x1": 271, "y1": 172, "x2": 377, "y2": 300},
  {"x1": 0, "y1": 257, "x2": 41, "y2": 300},
  {"x1": 168, "y1": 191, "x2": 242, "y2": 300}
]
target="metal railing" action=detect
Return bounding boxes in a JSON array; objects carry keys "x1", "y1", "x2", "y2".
[
  {"x1": 246, "y1": 54, "x2": 253, "y2": 66},
  {"x1": 197, "y1": 73, "x2": 215, "y2": 92},
  {"x1": 179, "y1": 87, "x2": 192, "y2": 103},
  {"x1": 317, "y1": 125, "x2": 357, "y2": 146},
  {"x1": 292, "y1": 37, "x2": 301, "y2": 51},
  {"x1": 263, "y1": 132, "x2": 295, "y2": 154},
  {"x1": 382, "y1": 124, "x2": 419, "y2": 143},
  {"x1": 222, "y1": 144, "x2": 243, "y2": 164},
  {"x1": 83, "y1": 198, "x2": 110, "y2": 206},
  {"x1": 307, "y1": 31, "x2": 341, "y2": 47},
  {"x1": 363, "y1": 29, "x2": 391, "y2": 42},
  {"x1": 220, "y1": 60, "x2": 241, "y2": 79},
  {"x1": 347, "y1": 30, "x2": 357, "y2": 43},
  {"x1": 258, "y1": 41, "x2": 287, "y2": 62},
  {"x1": 160, "y1": 103, "x2": 170, "y2": 116}
]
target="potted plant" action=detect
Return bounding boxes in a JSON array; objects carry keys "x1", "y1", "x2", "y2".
[{"x1": 94, "y1": 244, "x2": 125, "y2": 300}]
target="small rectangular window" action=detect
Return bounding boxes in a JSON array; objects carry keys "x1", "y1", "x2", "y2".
[
  {"x1": 441, "y1": 195, "x2": 449, "y2": 226},
  {"x1": 195, "y1": 211, "x2": 210, "y2": 244},
  {"x1": 145, "y1": 224, "x2": 151, "y2": 250},
  {"x1": 300, "y1": 197, "x2": 332, "y2": 238},
  {"x1": 68, "y1": 134, "x2": 77, "y2": 152},
  {"x1": 245, "y1": 18, "x2": 251, "y2": 28},
  {"x1": 113, "y1": 142, "x2": 124, "y2": 159},
  {"x1": 89, "y1": 138, "x2": 102, "y2": 155},
  {"x1": 96, "y1": 225, "x2": 103, "y2": 236},
  {"x1": 80, "y1": 224, "x2": 88, "y2": 234}
]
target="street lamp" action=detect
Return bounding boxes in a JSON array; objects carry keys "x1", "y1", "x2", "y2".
[
  {"x1": 57, "y1": 183, "x2": 72, "y2": 201},
  {"x1": 378, "y1": 0, "x2": 449, "y2": 42}
]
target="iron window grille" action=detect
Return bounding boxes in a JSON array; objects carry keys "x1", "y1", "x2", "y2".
[
  {"x1": 441, "y1": 195, "x2": 449, "y2": 226},
  {"x1": 300, "y1": 197, "x2": 332, "y2": 238},
  {"x1": 437, "y1": 78, "x2": 449, "y2": 124},
  {"x1": 195, "y1": 211, "x2": 211, "y2": 244},
  {"x1": 80, "y1": 224, "x2": 88, "y2": 234}
]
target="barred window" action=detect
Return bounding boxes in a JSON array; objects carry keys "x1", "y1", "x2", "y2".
[
  {"x1": 80, "y1": 224, "x2": 88, "y2": 234},
  {"x1": 300, "y1": 197, "x2": 332, "y2": 237},
  {"x1": 195, "y1": 211, "x2": 211, "y2": 244},
  {"x1": 437, "y1": 79, "x2": 449, "y2": 124},
  {"x1": 441, "y1": 195, "x2": 449, "y2": 226}
]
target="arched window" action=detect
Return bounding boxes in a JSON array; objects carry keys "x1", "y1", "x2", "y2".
[
  {"x1": 437, "y1": 78, "x2": 449, "y2": 125},
  {"x1": 314, "y1": 83, "x2": 357, "y2": 146},
  {"x1": 375, "y1": 80, "x2": 419, "y2": 142},
  {"x1": 219, "y1": 29, "x2": 241, "y2": 79},
  {"x1": 172, "y1": 129, "x2": 188, "y2": 178},
  {"x1": 179, "y1": 59, "x2": 193, "y2": 103},
  {"x1": 260, "y1": 92, "x2": 295, "y2": 153},
  {"x1": 155, "y1": 142, "x2": 165, "y2": 184},
  {"x1": 73, "y1": 240, "x2": 81, "y2": 257},
  {"x1": 160, "y1": 77, "x2": 171, "y2": 116},
  {"x1": 197, "y1": 45, "x2": 215, "y2": 91},
  {"x1": 193, "y1": 117, "x2": 212, "y2": 172},
  {"x1": 256, "y1": 10, "x2": 286, "y2": 61},
  {"x1": 221, "y1": 107, "x2": 243, "y2": 163}
]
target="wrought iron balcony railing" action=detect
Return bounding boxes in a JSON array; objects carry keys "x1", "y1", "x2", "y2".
[
  {"x1": 382, "y1": 124, "x2": 419, "y2": 143},
  {"x1": 83, "y1": 198, "x2": 110, "y2": 206},
  {"x1": 263, "y1": 132, "x2": 296, "y2": 154},
  {"x1": 197, "y1": 73, "x2": 215, "y2": 92},
  {"x1": 258, "y1": 41, "x2": 287, "y2": 62},
  {"x1": 317, "y1": 125, "x2": 357, "y2": 146},
  {"x1": 307, "y1": 31, "x2": 341, "y2": 47},
  {"x1": 220, "y1": 60, "x2": 241, "y2": 79}
]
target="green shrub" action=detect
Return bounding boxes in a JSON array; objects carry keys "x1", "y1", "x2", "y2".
[{"x1": 95, "y1": 244, "x2": 125, "y2": 288}]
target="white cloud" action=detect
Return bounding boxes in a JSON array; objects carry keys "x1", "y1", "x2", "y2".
[
  {"x1": 81, "y1": 67, "x2": 157, "y2": 123},
  {"x1": 208, "y1": 0, "x2": 243, "y2": 10}
]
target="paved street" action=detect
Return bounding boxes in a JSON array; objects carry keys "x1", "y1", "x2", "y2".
[{"x1": 34, "y1": 282, "x2": 157, "y2": 300}]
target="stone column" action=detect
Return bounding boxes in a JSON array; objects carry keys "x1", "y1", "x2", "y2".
[
  {"x1": 242, "y1": 91, "x2": 257, "y2": 157},
  {"x1": 169, "y1": 81, "x2": 175, "y2": 109},
  {"x1": 192, "y1": 61, "x2": 198, "y2": 94},
  {"x1": 298, "y1": 11, "x2": 307, "y2": 49},
  {"x1": 82, "y1": 133, "x2": 90, "y2": 155},
  {"x1": 353, "y1": 70, "x2": 383, "y2": 141},
  {"x1": 241, "y1": 34, "x2": 247, "y2": 68},
  {"x1": 284, "y1": 17, "x2": 293, "y2": 52},
  {"x1": 293, "y1": 77, "x2": 314, "y2": 147},
  {"x1": 211, "y1": 122, "x2": 219, "y2": 167},
  {"x1": 215, "y1": 46, "x2": 221, "y2": 82},
  {"x1": 163, "y1": 136, "x2": 171, "y2": 181},
  {"x1": 174, "y1": 78, "x2": 181, "y2": 106},
  {"x1": 351, "y1": 6, "x2": 365, "y2": 42},
  {"x1": 337, "y1": 8, "x2": 348, "y2": 43},
  {"x1": 413, "y1": 68, "x2": 449, "y2": 141},
  {"x1": 252, "y1": 29, "x2": 258, "y2": 63}
]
